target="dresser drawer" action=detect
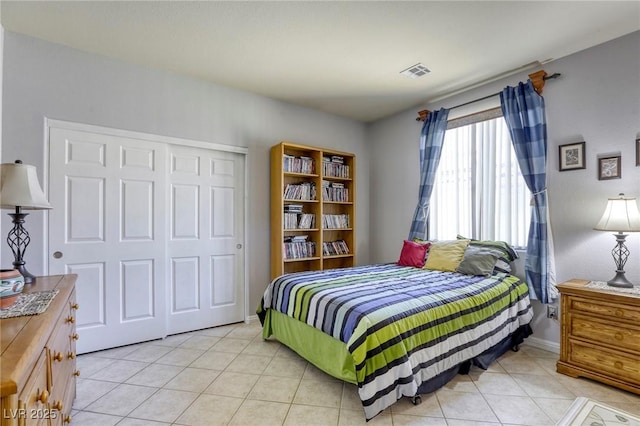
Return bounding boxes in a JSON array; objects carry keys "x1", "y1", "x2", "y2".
[
  {"x1": 571, "y1": 297, "x2": 640, "y2": 322},
  {"x1": 17, "y1": 351, "x2": 54, "y2": 426},
  {"x1": 568, "y1": 340, "x2": 640, "y2": 385},
  {"x1": 570, "y1": 313, "x2": 640, "y2": 353}
]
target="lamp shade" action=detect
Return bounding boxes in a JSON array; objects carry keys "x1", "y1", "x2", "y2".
[
  {"x1": 0, "y1": 162, "x2": 52, "y2": 210},
  {"x1": 594, "y1": 194, "x2": 640, "y2": 232}
]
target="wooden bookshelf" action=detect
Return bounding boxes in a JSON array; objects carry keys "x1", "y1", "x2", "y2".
[{"x1": 270, "y1": 141, "x2": 356, "y2": 280}]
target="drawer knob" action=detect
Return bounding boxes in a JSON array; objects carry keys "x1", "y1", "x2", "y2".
[
  {"x1": 71, "y1": 303, "x2": 79, "y2": 310},
  {"x1": 53, "y1": 352, "x2": 63, "y2": 362},
  {"x1": 52, "y1": 400, "x2": 63, "y2": 411},
  {"x1": 37, "y1": 389, "x2": 49, "y2": 404},
  {"x1": 72, "y1": 333, "x2": 80, "y2": 341},
  {"x1": 614, "y1": 332, "x2": 624, "y2": 341},
  {"x1": 614, "y1": 361, "x2": 623, "y2": 369},
  {"x1": 615, "y1": 309, "x2": 624, "y2": 317},
  {"x1": 66, "y1": 316, "x2": 75, "y2": 324},
  {"x1": 68, "y1": 351, "x2": 76, "y2": 359},
  {"x1": 73, "y1": 370, "x2": 81, "y2": 377},
  {"x1": 64, "y1": 415, "x2": 72, "y2": 424}
]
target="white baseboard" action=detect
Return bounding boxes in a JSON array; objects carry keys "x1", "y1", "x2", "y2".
[
  {"x1": 246, "y1": 314, "x2": 259, "y2": 324},
  {"x1": 523, "y1": 336, "x2": 560, "y2": 354}
]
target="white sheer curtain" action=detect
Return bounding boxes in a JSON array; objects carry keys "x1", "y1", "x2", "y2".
[{"x1": 429, "y1": 116, "x2": 530, "y2": 248}]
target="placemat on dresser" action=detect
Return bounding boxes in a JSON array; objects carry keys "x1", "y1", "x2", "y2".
[
  {"x1": 0, "y1": 289, "x2": 60, "y2": 319},
  {"x1": 585, "y1": 281, "x2": 640, "y2": 295}
]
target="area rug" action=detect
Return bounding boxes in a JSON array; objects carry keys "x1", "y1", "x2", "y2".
[
  {"x1": 557, "y1": 397, "x2": 640, "y2": 426},
  {"x1": 0, "y1": 289, "x2": 59, "y2": 319}
]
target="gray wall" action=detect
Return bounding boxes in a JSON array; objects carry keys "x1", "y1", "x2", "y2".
[
  {"x1": 0, "y1": 32, "x2": 370, "y2": 317},
  {"x1": 368, "y1": 31, "x2": 640, "y2": 347}
]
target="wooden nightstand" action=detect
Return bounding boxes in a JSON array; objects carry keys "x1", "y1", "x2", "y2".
[{"x1": 556, "y1": 279, "x2": 640, "y2": 394}]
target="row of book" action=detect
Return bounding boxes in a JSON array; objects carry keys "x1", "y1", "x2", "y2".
[
  {"x1": 322, "y1": 156, "x2": 350, "y2": 179},
  {"x1": 283, "y1": 154, "x2": 315, "y2": 174},
  {"x1": 322, "y1": 240, "x2": 350, "y2": 256},
  {"x1": 322, "y1": 214, "x2": 349, "y2": 229},
  {"x1": 284, "y1": 213, "x2": 316, "y2": 229},
  {"x1": 322, "y1": 181, "x2": 349, "y2": 202},
  {"x1": 283, "y1": 182, "x2": 316, "y2": 200},
  {"x1": 283, "y1": 236, "x2": 317, "y2": 259}
]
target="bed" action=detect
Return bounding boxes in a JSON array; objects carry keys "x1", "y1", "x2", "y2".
[{"x1": 257, "y1": 262, "x2": 533, "y2": 420}]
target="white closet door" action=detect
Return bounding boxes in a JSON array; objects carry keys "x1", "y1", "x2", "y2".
[
  {"x1": 167, "y1": 145, "x2": 245, "y2": 334},
  {"x1": 49, "y1": 128, "x2": 167, "y2": 353}
]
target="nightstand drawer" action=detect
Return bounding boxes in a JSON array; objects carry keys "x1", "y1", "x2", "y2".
[
  {"x1": 569, "y1": 340, "x2": 640, "y2": 385},
  {"x1": 571, "y1": 314, "x2": 640, "y2": 353},
  {"x1": 572, "y1": 298, "x2": 640, "y2": 322}
]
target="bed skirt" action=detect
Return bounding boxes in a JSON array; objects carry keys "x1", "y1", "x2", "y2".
[{"x1": 262, "y1": 308, "x2": 532, "y2": 403}]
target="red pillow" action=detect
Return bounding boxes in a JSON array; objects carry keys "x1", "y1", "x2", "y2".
[{"x1": 397, "y1": 240, "x2": 430, "y2": 268}]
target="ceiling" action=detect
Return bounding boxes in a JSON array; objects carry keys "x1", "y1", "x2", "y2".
[{"x1": 1, "y1": 1, "x2": 639, "y2": 122}]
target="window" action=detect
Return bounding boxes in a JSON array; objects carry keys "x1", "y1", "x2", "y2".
[{"x1": 429, "y1": 114, "x2": 530, "y2": 248}]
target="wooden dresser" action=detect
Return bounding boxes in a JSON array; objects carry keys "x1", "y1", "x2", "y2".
[
  {"x1": 1, "y1": 275, "x2": 78, "y2": 426},
  {"x1": 557, "y1": 279, "x2": 640, "y2": 394}
]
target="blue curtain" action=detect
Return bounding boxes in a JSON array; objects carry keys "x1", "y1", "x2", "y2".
[
  {"x1": 500, "y1": 80, "x2": 556, "y2": 303},
  {"x1": 408, "y1": 108, "x2": 450, "y2": 241}
]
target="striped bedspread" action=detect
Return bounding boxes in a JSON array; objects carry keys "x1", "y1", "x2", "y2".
[{"x1": 260, "y1": 264, "x2": 533, "y2": 419}]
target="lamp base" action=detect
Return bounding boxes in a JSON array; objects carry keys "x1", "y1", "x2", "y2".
[{"x1": 607, "y1": 271, "x2": 634, "y2": 288}]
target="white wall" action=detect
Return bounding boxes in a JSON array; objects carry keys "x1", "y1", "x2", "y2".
[
  {"x1": 368, "y1": 31, "x2": 640, "y2": 347},
  {"x1": 0, "y1": 32, "x2": 370, "y2": 315}
]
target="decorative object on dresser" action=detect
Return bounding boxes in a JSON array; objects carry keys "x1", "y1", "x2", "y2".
[
  {"x1": 0, "y1": 274, "x2": 78, "y2": 426},
  {"x1": 0, "y1": 269, "x2": 24, "y2": 309},
  {"x1": 0, "y1": 160, "x2": 52, "y2": 284},
  {"x1": 556, "y1": 279, "x2": 640, "y2": 395},
  {"x1": 270, "y1": 141, "x2": 355, "y2": 279},
  {"x1": 593, "y1": 193, "x2": 640, "y2": 288}
]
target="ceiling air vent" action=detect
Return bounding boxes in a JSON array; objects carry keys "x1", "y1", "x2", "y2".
[{"x1": 400, "y1": 63, "x2": 430, "y2": 79}]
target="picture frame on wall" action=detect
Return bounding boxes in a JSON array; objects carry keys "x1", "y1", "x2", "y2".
[
  {"x1": 636, "y1": 138, "x2": 640, "y2": 166},
  {"x1": 558, "y1": 142, "x2": 586, "y2": 171},
  {"x1": 598, "y1": 155, "x2": 621, "y2": 180}
]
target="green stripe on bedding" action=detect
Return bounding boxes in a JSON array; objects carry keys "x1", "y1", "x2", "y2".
[{"x1": 259, "y1": 264, "x2": 533, "y2": 420}]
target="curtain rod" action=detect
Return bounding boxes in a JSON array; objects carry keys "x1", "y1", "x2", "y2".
[{"x1": 416, "y1": 70, "x2": 561, "y2": 121}]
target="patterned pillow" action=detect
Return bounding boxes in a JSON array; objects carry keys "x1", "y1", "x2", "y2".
[
  {"x1": 456, "y1": 245, "x2": 503, "y2": 277},
  {"x1": 424, "y1": 239, "x2": 470, "y2": 272},
  {"x1": 398, "y1": 240, "x2": 430, "y2": 268},
  {"x1": 457, "y1": 235, "x2": 518, "y2": 273}
]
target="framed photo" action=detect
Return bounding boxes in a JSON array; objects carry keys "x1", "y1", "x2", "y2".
[
  {"x1": 636, "y1": 138, "x2": 640, "y2": 166},
  {"x1": 558, "y1": 142, "x2": 586, "y2": 171},
  {"x1": 598, "y1": 156, "x2": 621, "y2": 180}
]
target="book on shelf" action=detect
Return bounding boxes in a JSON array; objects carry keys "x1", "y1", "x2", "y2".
[
  {"x1": 321, "y1": 180, "x2": 349, "y2": 202},
  {"x1": 322, "y1": 156, "x2": 349, "y2": 178},
  {"x1": 322, "y1": 240, "x2": 350, "y2": 256},
  {"x1": 283, "y1": 154, "x2": 315, "y2": 174},
  {"x1": 284, "y1": 204, "x2": 303, "y2": 213},
  {"x1": 283, "y1": 241, "x2": 316, "y2": 259},
  {"x1": 283, "y1": 182, "x2": 316, "y2": 200},
  {"x1": 322, "y1": 214, "x2": 349, "y2": 229}
]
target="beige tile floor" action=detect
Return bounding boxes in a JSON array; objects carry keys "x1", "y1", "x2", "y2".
[{"x1": 71, "y1": 321, "x2": 640, "y2": 426}]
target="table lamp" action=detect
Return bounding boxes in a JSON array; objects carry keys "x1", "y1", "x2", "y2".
[
  {"x1": 594, "y1": 193, "x2": 640, "y2": 288},
  {"x1": 0, "y1": 160, "x2": 52, "y2": 284}
]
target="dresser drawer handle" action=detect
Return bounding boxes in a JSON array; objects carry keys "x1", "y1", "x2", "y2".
[
  {"x1": 68, "y1": 351, "x2": 76, "y2": 359},
  {"x1": 66, "y1": 316, "x2": 75, "y2": 324},
  {"x1": 614, "y1": 332, "x2": 624, "y2": 341},
  {"x1": 53, "y1": 352, "x2": 63, "y2": 362},
  {"x1": 71, "y1": 303, "x2": 79, "y2": 310},
  {"x1": 72, "y1": 333, "x2": 80, "y2": 341},
  {"x1": 73, "y1": 370, "x2": 81, "y2": 377},
  {"x1": 614, "y1": 361, "x2": 623, "y2": 369},
  {"x1": 64, "y1": 415, "x2": 72, "y2": 424},
  {"x1": 37, "y1": 389, "x2": 49, "y2": 404},
  {"x1": 51, "y1": 400, "x2": 63, "y2": 411},
  {"x1": 615, "y1": 309, "x2": 624, "y2": 317}
]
